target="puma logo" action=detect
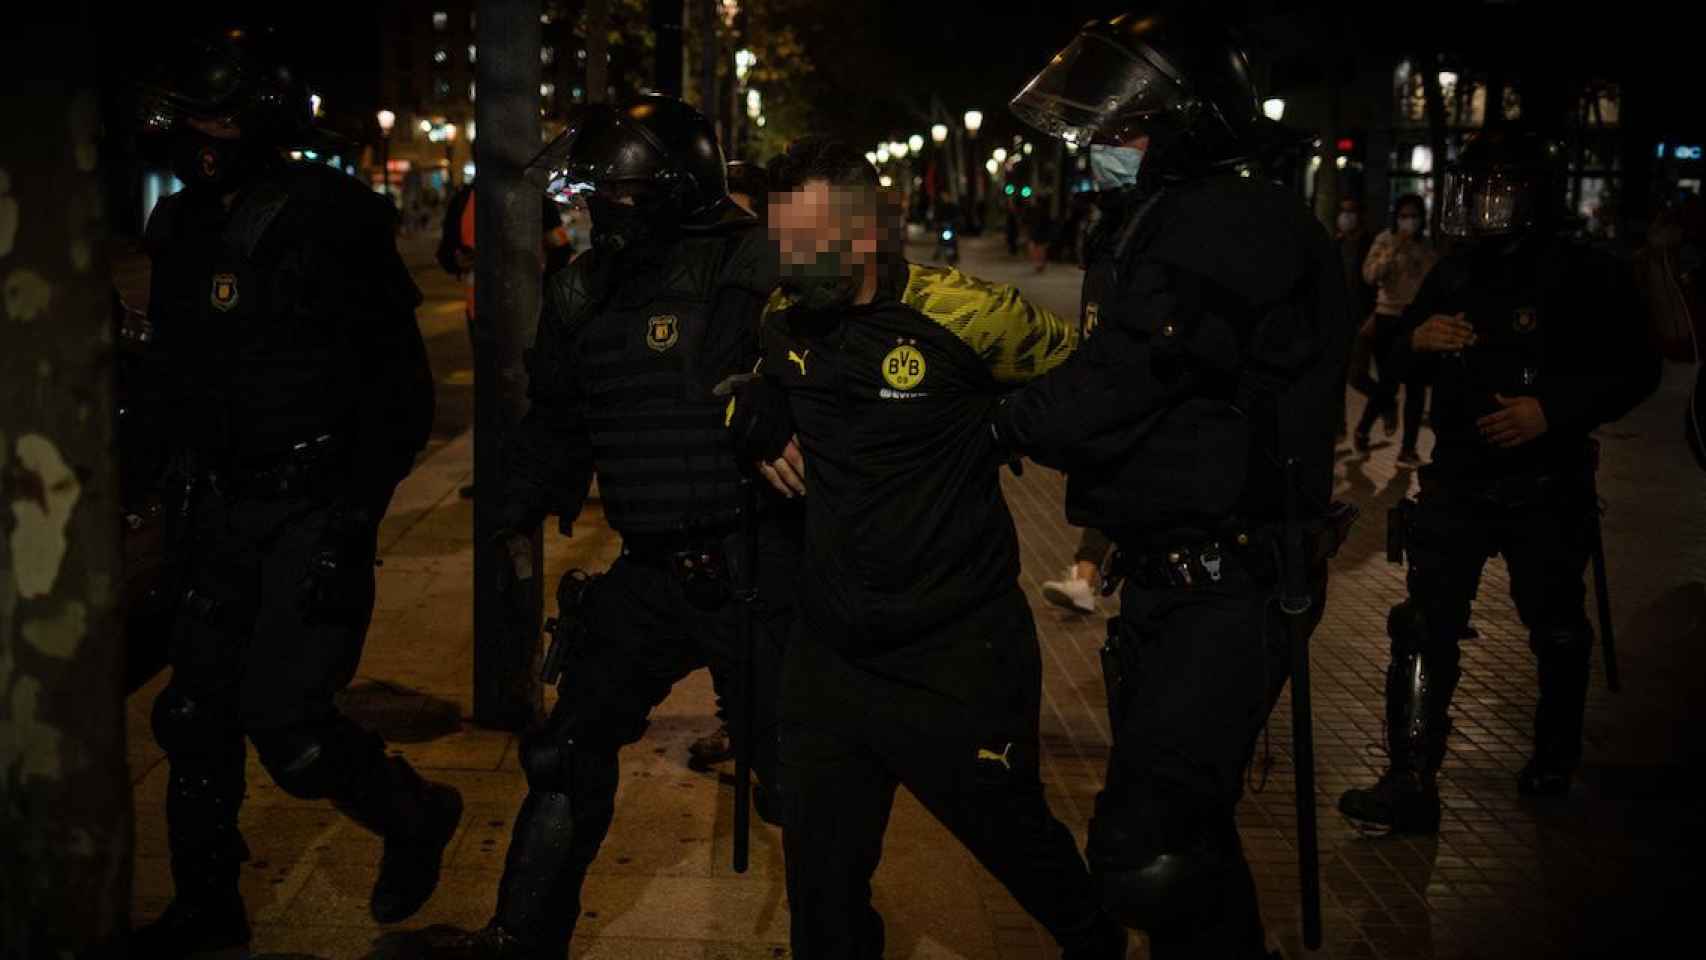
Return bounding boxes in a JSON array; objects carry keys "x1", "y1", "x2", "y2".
[
  {"x1": 788, "y1": 349, "x2": 810, "y2": 375},
  {"x1": 976, "y1": 742, "x2": 1014, "y2": 771}
]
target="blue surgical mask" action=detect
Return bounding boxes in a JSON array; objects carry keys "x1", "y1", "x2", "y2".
[{"x1": 1089, "y1": 144, "x2": 1144, "y2": 191}]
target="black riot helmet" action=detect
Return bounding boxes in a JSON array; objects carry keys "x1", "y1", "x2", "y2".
[
  {"x1": 136, "y1": 25, "x2": 310, "y2": 144},
  {"x1": 1010, "y1": 8, "x2": 1261, "y2": 171},
  {"x1": 533, "y1": 95, "x2": 731, "y2": 250},
  {"x1": 1439, "y1": 128, "x2": 1567, "y2": 240}
]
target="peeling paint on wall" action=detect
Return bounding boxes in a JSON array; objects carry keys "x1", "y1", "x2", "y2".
[
  {"x1": 4, "y1": 269, "x2": 52, "y2": 323},
  {"x1": 22, "y1": 601, "x2": 87, "y2": 660},
  {"x1": 7, "y1": 434, "x2": 82, "y2": 600},
  {"x1": 69, "y1": 94, "x2": 101, "y2": 174}
]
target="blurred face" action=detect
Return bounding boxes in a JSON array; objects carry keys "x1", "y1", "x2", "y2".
[
  {"x1": 1396, "y1": 202, "x2": 1424, "y2": 235},
  {"x1": 769, "y1": 178, "x2": 886, "y2": 309}
]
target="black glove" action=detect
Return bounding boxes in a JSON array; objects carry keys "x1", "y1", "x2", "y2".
[
  {"x1": 299, "y1": 505, "x2": 377, "y2": 624},
  {"x1": 727, "y1": 375, "x2": 794, "y2": 464}
]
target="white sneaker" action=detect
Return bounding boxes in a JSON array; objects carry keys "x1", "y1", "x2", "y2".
[{"x1": 1041, "y1": 569, "x2": 1098, "y2": 614}]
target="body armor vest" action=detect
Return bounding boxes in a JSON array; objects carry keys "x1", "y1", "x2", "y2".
[
  {"x1": 149, "y1": 171, "x2": 363, "y2": 464},
  {"x1": 574, "y1": 232, "x2": 747, "y2": 537}
]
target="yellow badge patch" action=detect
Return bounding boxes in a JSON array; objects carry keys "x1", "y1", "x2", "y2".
[
  {"x1": 881, "y1": 343, "x2": 926, "y2": 391},
  {"x1": 210, "y1": 273, "x2": 239, "y2": 312},
  {"x1": 647, "y1": 314, "x2": 679, "y2": 352}
]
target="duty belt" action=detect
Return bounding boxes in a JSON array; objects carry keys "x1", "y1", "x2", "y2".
[
  {"x1": 1107, "y1": 503, "x2": 1357, "y2": 593},
  {"x1": 205, "y1": 433, "x2": 348, "y2": 501}
]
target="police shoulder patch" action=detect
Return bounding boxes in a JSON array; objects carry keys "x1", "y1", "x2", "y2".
[
  {"x1": 210, "y1": 273, "x2": 240, "y2": 312},
  {"x1": 646, "y1": 314, "x2": 679, "y2": 352}
]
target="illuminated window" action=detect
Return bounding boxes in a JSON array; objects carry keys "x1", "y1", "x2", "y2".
[
  {"x1": 542, "y1": 46, "x2": 555, "y2": 65},
  {"x1": 432, "y1": 11, "x2": 447, "y2": 31},
  {"x1": 467, "y1": 44, "x2": 476, "y2": 64},
  {"x1": 434, "y1": 48, "x2": 449, "y2": 65},
  {"x1": 541, "y1": 82, "x2": 556, "y2": 100},
  {"x1": 577, "y1": 48, "x2": 587, "y2": 61},
  {"x1": 469, "y1": 81, "x2": 476, "y2": 101}
]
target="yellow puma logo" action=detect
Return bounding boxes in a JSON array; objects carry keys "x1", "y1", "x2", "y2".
[
  {"x1": 788, "y1": 349, "x2": 810, "y2": 375},
  {"x1": 976, "y1": 742, "x2": 1014, "y2": 771}
]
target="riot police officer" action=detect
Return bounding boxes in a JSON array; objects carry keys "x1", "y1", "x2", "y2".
[
  {"x1": 131, "y1": 27, "x2": 457, "y2": 957},
  {"x1": 433, "y1": 96, "x2": 792, "y2": 959},
  {"x1": 1338, "y1": 129, "x2": 1660, "y2": 832},
  {"x1": 992, "y1": 11, "x2": 1351, "y2": 958}
]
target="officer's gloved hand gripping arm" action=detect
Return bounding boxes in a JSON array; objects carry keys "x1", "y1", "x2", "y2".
[{"x1": 992, "y1": 260, "x2": 1203, "y2": 470}]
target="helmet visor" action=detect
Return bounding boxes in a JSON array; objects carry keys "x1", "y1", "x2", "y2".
[
  {"x1": 530, "y1": 106, "x2": 681, "y2": 205},
  {"x1": 1009, "y1": 32, "x2": 1186, "y2": 146},
  {"x1": 1439, "y1": 168, "x2": 1540, "y2": 238}
]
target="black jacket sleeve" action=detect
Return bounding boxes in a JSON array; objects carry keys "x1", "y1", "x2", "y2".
[
  {"x1": 498, "y1": 261, "x2": 595, "y2": 534},
  {"x1": 1538, "y1": 249, "x2": 1662, "y2": 436},
  {"x1": 336, "y1": 188, "x2": 434, "y2": 516}
]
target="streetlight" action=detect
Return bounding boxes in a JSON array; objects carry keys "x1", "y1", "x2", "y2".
[
  {"x1": 1022, "y1": 141, "x2": 1034, "y2": 155},
  {"x1": 746, "y1": 89, "x2": 762, "y2": 120},
  {"x1": 875, "y1": 144, "x2": 891, "y2": 163},
  {"x1": 985, "y1": 158, "x2": 999, "y2": 176},
  {"x1": 376, "y1": 109, "x2": 396, "y2": 201},
  {"x1": 931, "y1": 124, "x2": 949, "y2": 144},
  {"x1": 1262, "y1": 97, "x2": 1286, "y2": 122},
  {"x1": 879, "y1": 174, "x2": 893, "y2": 188},
  {"x1": 865, "y1": 151, "x2": 879, "y2": 166},
  {"x1": 963, "y1": 110, "x2": 983, "y2": 135},
  {"x1": 890, "y1": 140, "x2": 908, "y2": 159},
  {"x1": 735, "y1": 48, "x2": 756, "y2": 83},
  {"x1": 993, "y1": 147, "x2": 1007, "y2": 163},
  {"x1": 419, "y1": 118, "x2": 434, "y2": 134},
  {"x1": 908, "y1": 134, "x2": 924, "y2": 153},
  {"x1": 310, "y1": 92, "x2": 323, "y2": 118}
]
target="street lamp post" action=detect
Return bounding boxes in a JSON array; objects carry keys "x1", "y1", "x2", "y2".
[
  {"x1": 963, "y1": 109, "x2": 983, "y2": 230},
  {"x1": 376, "y1": 109, "x2": 396, "y2": 203}
]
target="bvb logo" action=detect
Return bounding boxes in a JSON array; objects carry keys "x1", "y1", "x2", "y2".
[
  {"x1": 647, "y1": 314, "x2": 679, "y2": 352},
  {"x1": 882, "y1": 343, "x2": 926, "y2": 391},
  {"x1": 1513, "y1": 307, "x2": 1539, "y2": 333},
  {"x1": 210, "y1": 273, "x2": 240, "y2": 312}
]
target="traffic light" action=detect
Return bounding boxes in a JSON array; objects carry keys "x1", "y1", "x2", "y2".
[
  {"x1": 1020, "y1": 185, "x2": 1033, "y2": 199},
  {"x1": 1004, "y1": 183, "x2": 1015, "y2": 196}
]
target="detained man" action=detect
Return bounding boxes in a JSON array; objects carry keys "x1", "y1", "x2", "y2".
[{"x1": 726, "y1": 137, "x2": 1126, "y2": 960}]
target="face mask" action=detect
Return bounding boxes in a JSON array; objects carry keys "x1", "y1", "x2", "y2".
[
  {"x1": 778, "y1": 249, "x2": 863, "y2": 312},
  {"x1": 1397, "y1": 215, "x2": 1422, "y2": 236},
  {"x1": 170, "y1": 128, "x2": 262, "y2": 194},
  {"x1": 585, "y1": 194, "x2": 672, "y2": 254},
  {"x1": 1336, "y1": 211, "x2": 1360, "y2": 233},
  {"x1": 1089, "y1": 144, "x2": 1145, "y2": 192}
]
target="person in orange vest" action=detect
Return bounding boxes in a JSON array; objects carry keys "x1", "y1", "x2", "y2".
[{"x1": 439, "y1": 184, "x2": 576, "y2": 497}]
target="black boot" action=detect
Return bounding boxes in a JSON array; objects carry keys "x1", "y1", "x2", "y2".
[
  {"x1": 1524, "y1": 627, "x2": 1590, "y2": 799},
  {"x1": 131, "y1": 768, "x2": 253, "y2": 958},
  {"x1": 1517, "y1": 757, "x2": 1573, "y2": 797},
  {"x1": 335, "y1": 755, "x2": 464, "y2": 923},
  {"x1": 1339, "y1": 646, "x2": 1452, "y2": 833}
]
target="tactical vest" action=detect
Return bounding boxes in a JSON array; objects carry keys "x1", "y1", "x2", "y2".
[
  {"x1": 148, "y1": 171, "x2": 363, "y2": 463},
  {"x1": 574, "y1": 232, "x2": 748, "y2": 538}
]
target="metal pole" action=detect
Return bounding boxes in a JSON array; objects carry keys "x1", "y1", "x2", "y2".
[
  {"x1": 651, "y1": 0, "x2": 685, "y2": 98},
  {"x1": 0, "y1": 8, "x2": 132, "y2": 951},
  {"x1": 473, "y1": 0, "x2": 545, "y2": 730}
]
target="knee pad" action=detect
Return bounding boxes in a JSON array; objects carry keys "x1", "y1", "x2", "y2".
[
  {"x1": 1387, "y1": 600, "x2": 1430, "y2": 656},
  {"x1": 151, "y1": 687, "x2": 237, "y2": 759},
  {"x1": 252, "y1": 722, "x2": 383, "y2": 800}
]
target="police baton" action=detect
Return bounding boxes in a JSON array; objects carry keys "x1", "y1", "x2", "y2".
[
  {"x1": 1280, "y1": 457, "x2": 1323, "y2": 950},
  {"x1": 732, "y1": 480, "x2": 760, "y2": 874},
  {"x1": 1586, "y1": 440, "x2": 1621, "y2": 693}
]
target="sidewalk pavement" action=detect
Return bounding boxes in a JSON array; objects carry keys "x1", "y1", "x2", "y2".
[{"x1": 126, "y1": 234, "x2": 1706, "y2": 958}]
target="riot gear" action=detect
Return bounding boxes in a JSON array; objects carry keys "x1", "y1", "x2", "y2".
[
  {"x1": 138, "y1": 25, "x2": 310, "y2": 144},
  {"x1": 533, "y1": 94, "x2": 732, "y2": 252},
  {"x1": 1010, "y1": 8, "x2": 1262, "y2": 171},
  {"x1": 1439, "y1": 128, "x2": 1567, "y2": 240}
]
